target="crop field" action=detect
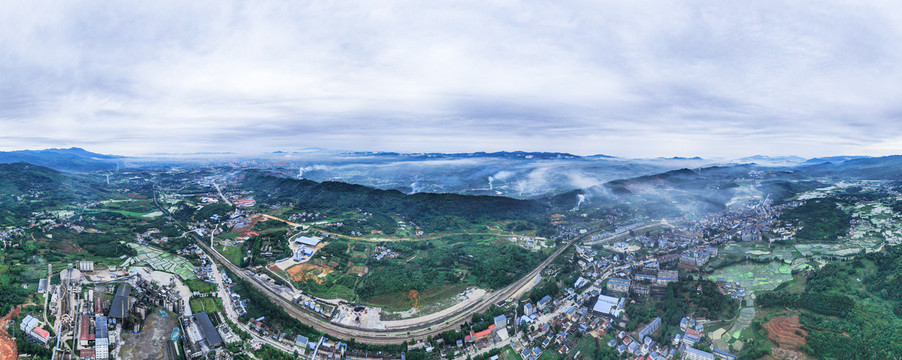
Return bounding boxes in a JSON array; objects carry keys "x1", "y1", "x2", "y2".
[
  {"x1": 126, "y1": 244, "x2": 196, "y2": 280},
  {"x1": 91, "y1": 199, "x2": 160, "y2": 217},
  {"x1": 708, "y1": 261, "x2": 793, "y2": 293}
]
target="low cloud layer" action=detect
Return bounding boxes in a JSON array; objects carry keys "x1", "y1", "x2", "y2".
[{"x1": 2, "y1": 1, "x2": 901, "y2": 157}]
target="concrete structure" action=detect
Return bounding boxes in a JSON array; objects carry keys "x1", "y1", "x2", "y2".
[
  {"x1": 606, "y1": 278, "x2": 631, "y2": 294},
  {"x1": 537, "y1": 295, "x2": 552, "y2": 310},
  {"x1": 95, "y1": 316, "x2": 109, "y2": 359},
  {"x1": 78, "y1": 260, "x2": 95, "y2": 272},
  {"x1": 657, "y1": 270, "x2": 679, "y2": 286},
  {"x1": 523, "y1": 303, "x2": 535, "y2": 316},
  {"x1": 493, "y1": 314, "x2": 507, "y2": 329},
  {"x1": 639, "y1": 317, "x2": 662, "y2": 340},
  {"x1": 682, "y1": 346, "x2": 715, "y2": 360}
]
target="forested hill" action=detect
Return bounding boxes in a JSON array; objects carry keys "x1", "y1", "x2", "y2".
[
  {"x1": 240, "y1": 170, "x2": 553, "y2": 233},
  {"x1": 0, "y1": 162, "x2": 106, "y2": 198},
  {"x1": 0, "y1": 162, "x2": 109, "y2": 225}
]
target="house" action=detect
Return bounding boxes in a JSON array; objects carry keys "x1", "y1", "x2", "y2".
[
  {"x1": 632, "y1": 283, "x2": 651, "y2": 297},
  {"x1": 606, "y1": 278, "x2": 631, "y2": 294},
  {"x1": 296, "y1": 335, "x2": 309, "y2": 348},
  {"x1": 639, "y1": 317, "x2": 662, "y2": 340},
  {"x1": 657, "y1": 270, "x2": 679, "y2": 286},
  {"x1": 537, "y1": 295, "x2": 552, "y2": 310},
  {"x1": 494, "y1": 315, "x2": 508, "y2": 329},
  {"x1": 523, "y1": 303, "x2": 535, "y2": 316},
  {"x1": 635, "y1": 273, "x2": 657, "y2": 283}
]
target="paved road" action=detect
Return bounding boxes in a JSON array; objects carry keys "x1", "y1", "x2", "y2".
[
  {"x1": 206, "y1": 253, "x2": 298, "y2": 354},
  {"x1": 154, "y1": 188, "x2": 591, "y2": 344}
]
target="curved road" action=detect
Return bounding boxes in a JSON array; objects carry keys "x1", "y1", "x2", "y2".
[{"x1": 155, "y1": 189, "x2": 588, "y2": 344}]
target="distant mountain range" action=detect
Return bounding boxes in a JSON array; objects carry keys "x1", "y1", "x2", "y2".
[{"x1": 0, "y1": 147, "x2": 121, "y2": 172}]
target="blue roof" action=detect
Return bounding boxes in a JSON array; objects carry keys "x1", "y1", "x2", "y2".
[
  {"x1": 296, "y1": 335, "x2": 309, "y2": 345},
  {"x1": 196, "y1": 312, "x2": 223, "y2": 347},
  {"x1": 95, "y1": 316, "x2": 109, "y2": 338},
  {"x1": 713, "y1": 349, "x2": 737, "y2": 359},
  {"x1": 538, "y1": 295, "x2": 552, "y2": 305}
]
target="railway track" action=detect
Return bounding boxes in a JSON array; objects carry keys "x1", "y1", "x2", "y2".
[{"x1": 154, "y1": 188, "x2": 588, "y2": 344}]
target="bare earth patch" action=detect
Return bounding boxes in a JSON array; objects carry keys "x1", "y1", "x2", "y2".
[
  {"x1": 0, "y1": 307, "x2": 21, "y2": 360},
  {"x1": 764, "y1": 315, "x2": 807, "y2": 350},
  {"x1": 286, "y1": 263, "x2": 333, "y2": 283}
]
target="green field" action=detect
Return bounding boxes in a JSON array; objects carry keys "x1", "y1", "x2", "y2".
[
  {"x1": 127, "y1": 244, "x2": 197, "y2": 280},
  {"x1": 190, "y1": 297, "x2": 223, "y2": 313},
  {"x1": 708, "y1": 261, "x2": 794, "y2": 293},
  {"x1": 218, "y1": 244, "x2": 244, "y2": 265},
  {"x1": 184, "y1": 279, "x2": 216, "y2": 293}
]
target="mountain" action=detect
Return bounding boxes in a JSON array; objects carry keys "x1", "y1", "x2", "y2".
[
  {"x1": 238, "y1": 170, "x2": 552, "y2": 233},
  {"x1": 801, "y1": 155, "x2": 872, "y2": 165},
  {"x1": 0, "y1": 147, "x2": 122, "y2": 172},
  {"x1": 800, "y1": 155, "x2": 902, "y2": 179},
  {"x1": 346, "y1": 151, "x2": 583, "y2": 160},
  {"x1": 736, "y1": 155, "x2": 807, "y2": 166},
  {"x1": 549, "y1": 163, "x2": 823, "y2": 218}
]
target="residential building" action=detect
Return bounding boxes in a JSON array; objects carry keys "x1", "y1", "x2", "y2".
[
  {"x1": 682, "y1": 346, "x2": 715, "y2": 360},
  {"x1": 606, "y1": 278, "x2": 631, "y2": 294}
]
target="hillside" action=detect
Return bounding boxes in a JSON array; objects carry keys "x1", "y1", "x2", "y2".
[
  {"x1": 0, "y1": 162, "x2": 107, "y2": 225},
  {"x1": 549, "y1": 164, "x2": 820, "y2": 218},
  {"x1": 754, "y1": 245, "x2": 902, "y2": 359},
  {"x1": 240, "y1": 170, "x2": 552, "y2": 234}
]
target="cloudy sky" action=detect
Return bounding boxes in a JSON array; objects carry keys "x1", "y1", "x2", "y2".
[{"x1": 2, "y1": 1, "x2": 902, "y2": 157}]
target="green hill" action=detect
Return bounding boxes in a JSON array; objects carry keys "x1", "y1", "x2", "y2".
[
  {"x1": 0, "y1": 162, "x2": 107, "y2": 225},
  {"x1": 241, "y1": 170, "x2": 552, "y2": 233}
]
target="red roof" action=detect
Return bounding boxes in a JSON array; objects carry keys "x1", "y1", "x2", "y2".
[
  {"x1": 80, "y1": 349, "x2": 96, "y2": 357},
  {"x1": 79, "y1": 315, "x2": 92, "y2": 340},
  {"x1": 473, "y1": 324, "x2": 496, "y2": 339},
  {"x1": 32, "y1": 327, "x2": 50, "y2": 339}
]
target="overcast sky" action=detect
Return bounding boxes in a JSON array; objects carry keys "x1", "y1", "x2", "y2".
[{"x1": 1, "y1": 1, "x2": 902, "y2": 158}]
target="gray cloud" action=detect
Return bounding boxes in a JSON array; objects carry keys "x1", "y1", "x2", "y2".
[{"x1": 1, "y1": 1, "x2": 901, "y2": 157}]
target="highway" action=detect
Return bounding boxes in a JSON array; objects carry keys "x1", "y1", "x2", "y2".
[{"x1": 154, "y1": 188, "x2": 591, "y2": 344}]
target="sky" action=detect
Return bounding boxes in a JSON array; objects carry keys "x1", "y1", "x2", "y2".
[{"x1": 2, "y1": 1, "x2": 902, "y2": 158}]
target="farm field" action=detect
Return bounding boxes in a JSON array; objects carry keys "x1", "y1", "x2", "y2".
[
  {"x1": 126, "y1": 244, "x2": 196, "y2": 280},
  {"x1": 708, "y1": 261, "x2": 794, "y2": 293}
]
